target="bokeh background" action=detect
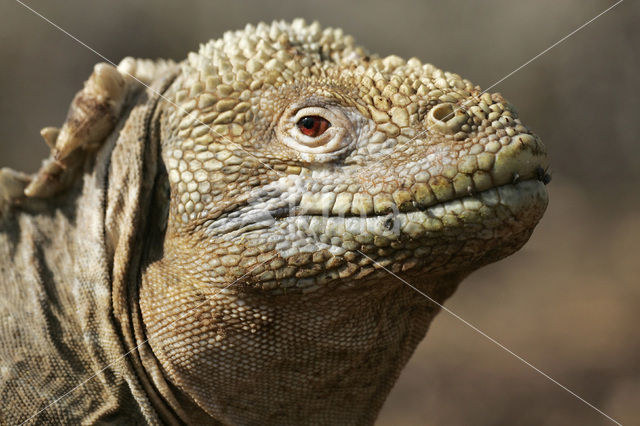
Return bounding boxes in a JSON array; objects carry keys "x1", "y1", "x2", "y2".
[{"x1": 1, "y1": 0, "x2": 638, "y2": 424}]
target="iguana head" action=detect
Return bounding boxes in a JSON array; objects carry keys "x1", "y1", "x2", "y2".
[{"x1": 140, "y1": 19, "x2": 549, "y2": 423}]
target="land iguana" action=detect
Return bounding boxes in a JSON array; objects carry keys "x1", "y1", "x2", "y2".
[{"x1": 0, "y1": 19, "x2": 549, "y2": 424}]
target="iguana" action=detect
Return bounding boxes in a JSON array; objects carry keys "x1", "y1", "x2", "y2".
[{"x1": 0, "y1": 19, "x2": 549, "y2": 425}]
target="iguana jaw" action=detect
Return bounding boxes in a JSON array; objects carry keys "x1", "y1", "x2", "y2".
[
  {"x1": 180, "y1": 179, "x2": 547, "y2": 295},
  {"x1": 246, "y1": 179, "x2": 547, "y2": 292}
]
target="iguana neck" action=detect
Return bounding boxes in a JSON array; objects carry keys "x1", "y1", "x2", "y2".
[{"x1": 138, "y1": 255, "x2": 465, "y2": 424}]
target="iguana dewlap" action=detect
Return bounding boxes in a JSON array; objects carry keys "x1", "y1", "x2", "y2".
[{"x1": 0, "y1": 19, "x2": 549, "y2": 425}]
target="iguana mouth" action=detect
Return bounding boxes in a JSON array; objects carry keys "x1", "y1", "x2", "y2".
[
  {"x1": 207, "y1": 150, "x2": 549, "y2": 239},
  {"x1": 282, "y1": 179, "x2": 548, "y2": 237},
  {"x1": 284, "y1": 170, "x2": 550, "y2": 220}
]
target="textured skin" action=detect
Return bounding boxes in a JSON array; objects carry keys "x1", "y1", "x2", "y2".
[{"x1": 0, "y1": 19, "x2": 548, "y2": 424}]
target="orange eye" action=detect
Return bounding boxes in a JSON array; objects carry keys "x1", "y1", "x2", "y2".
[{"x1": 297, "y1": 116, "x2": 331, "y2": 137}]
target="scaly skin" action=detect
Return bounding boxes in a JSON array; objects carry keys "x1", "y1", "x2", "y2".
[
  {"x1": 0, "y1": 19, "x2": 549, "y2": 425},
  {"x1": 137, "y1": 19, "x2": 549, "y2": 424}
]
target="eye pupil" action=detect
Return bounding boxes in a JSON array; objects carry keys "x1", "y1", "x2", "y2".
[
  {"x1": 300, "y1": 117, "x2": 315, "y2": 129},
  {"x1": 297, "y1": 115, "x2": 330, "y2": 137}
]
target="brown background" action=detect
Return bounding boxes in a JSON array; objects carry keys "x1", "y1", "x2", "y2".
[{"x1": 1, "y1": 1, "x2": 638, "y2": 424}]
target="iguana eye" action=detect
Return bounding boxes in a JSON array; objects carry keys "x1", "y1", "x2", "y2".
[
  {"x1": 297, "y1": 116, "x2": 331, "y2": 137},
  {"x1": 279, "y1": 105, "x2": 359, "y2": 157}
]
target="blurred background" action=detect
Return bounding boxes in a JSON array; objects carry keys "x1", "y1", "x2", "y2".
[{"x1": 1, "y1": 0, "x2": 638, "y2": 424}]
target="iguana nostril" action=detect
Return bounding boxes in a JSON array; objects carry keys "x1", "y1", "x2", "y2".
[
  {"x1": 431, "y1": 103, "x2": 454, "y2": 121},
  {"x1": 427, "y1": 102, "x2": 468, "y2": 133}
]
